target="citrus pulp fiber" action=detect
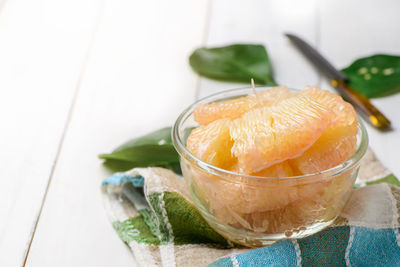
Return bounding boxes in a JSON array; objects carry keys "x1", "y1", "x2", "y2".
[{"x1": 193, "y1": 86, "x2": 292, "y2": 125}]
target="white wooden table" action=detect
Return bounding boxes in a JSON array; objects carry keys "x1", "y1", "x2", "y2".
[{"x1": 1, "y1": 0, "x2": 399, "y2": 266}]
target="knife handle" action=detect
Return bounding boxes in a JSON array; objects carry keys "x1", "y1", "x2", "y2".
[{"x1": 330, "y1": 80, "x2": 391, "y2": 130}]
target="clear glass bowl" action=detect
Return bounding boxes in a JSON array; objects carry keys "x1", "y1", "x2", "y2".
[{"x1": 172, "y1": 87, "x2": 368, "y2": 247}]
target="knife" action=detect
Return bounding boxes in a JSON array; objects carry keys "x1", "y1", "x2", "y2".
[{"x1": 285, "y1": 33, "x2": 391, "y2": 130}]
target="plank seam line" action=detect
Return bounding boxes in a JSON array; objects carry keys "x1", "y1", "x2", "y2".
[
  {"x1": 21, "y1": 1, "x2": 106, "y2": 265},
  {"x1": 194, "y1": 0, "x2": 213, "y2": 101}
]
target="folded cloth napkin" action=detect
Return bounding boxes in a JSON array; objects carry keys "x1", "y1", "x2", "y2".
[{"x1": 101, "y1": 149, "x2": 400, "y2": 266}]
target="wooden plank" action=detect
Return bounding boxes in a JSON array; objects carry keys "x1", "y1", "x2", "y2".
[
  {"x1": 197, "y1": 0, "x2": 320, "y2": 99},
  {"x1": 25, "y1": 0, "x2": 210, "y2": 266},
  {"x1": 319, "y1": 0, "x2": 400, "y2": 177},
  {"x1": 0, "y1": 0, "x2": 101, "y2": 266}
]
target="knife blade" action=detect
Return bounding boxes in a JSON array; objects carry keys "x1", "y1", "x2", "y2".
[{"x1": 285, "y1": 33, "x2": 391, "y2": 130}]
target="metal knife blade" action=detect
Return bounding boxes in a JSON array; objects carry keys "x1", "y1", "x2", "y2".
[
  {"x1": 285, "y1": 33, "x2": 348, "y2": 82},
  {"x1": 285, "y1": 33, "x2": 391, "y2": 130}
]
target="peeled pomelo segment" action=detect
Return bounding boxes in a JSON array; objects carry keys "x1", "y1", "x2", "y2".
[
  {"x1": 254, "y1": 86, "x2": 293, "y2": 105},
  {"x1": 230, "y1": 95, "x2": 333, "y2": 173},
  {"x1": 193, "y1": 166, "x2": 327, "y2": 215},
  {"x1": 186, "y1": 118, "x2": 235, "y2": 169},
  {"x1": 251, "y1": 161, "x2": 297, "y2": 177},
  {"x1": 290, "y1": 86, "x2": 358, "y2": 174},
  {"x1": 193, "y1": 86, "x2": 292, "y2": 125},
  {"x1": 194, "y1": 97, "x2": 252, "y2": 126},
  {"x1": 291, "y1": 125, "x2": 357, "y2": 174},
  {"x1": 230, "y1": 161, "x2": 300, "y2": 178},
  {"x1": 200, "y1": 169, "x2": 345, "y2": 234},
  {"x1": 198, "y1": 175, "x2": 300, "y2": 213},
  {"x1": 203, "y1": 175, "x2": 328, "y2": 229},
  {"x1": 301, "y1": 86, "x2": 357, "y2": 127},
  {"x1": 239, "y1": 196, "x2": 327, "y2": 233}
]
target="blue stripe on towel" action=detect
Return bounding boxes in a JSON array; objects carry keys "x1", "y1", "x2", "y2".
[
  {"x1": 298, "y1": 226, "x2": 350, "y2": 266},
  {"x1": 210, "y1": 239, "x2": 298, "y2": 267},
  {"x1": 347, "y1": 226, "x2": 400, "y2": 266},
  {"x1": 102, "y1": 172, "x2": 144, "y2": 187}
]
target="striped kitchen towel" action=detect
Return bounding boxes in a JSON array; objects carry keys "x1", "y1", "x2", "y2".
[{"x1": 101, "y1": 149, "x2": 400, "y2": 266}]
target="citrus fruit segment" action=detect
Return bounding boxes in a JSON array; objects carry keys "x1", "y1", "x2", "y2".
[
  {"x1": 193, "y1": 86, "x2": 292, "y2": 125},
  {"x1": 194, "y1": 97, "x2": 252, "y2": 126},
  {"x1": 251, "y1": 161, "x2": 297, "y2": 177},
  {"x1": 186, "y1": 118, "x2": 235, "y2": 169},
  {"x1": 254, "y1": 86, "x2": 293, "y2": 106},
  {"x1": 230, "y1": 95, "x2": 333, "y2": 173},
  {"x1": 290, "y1": 117, "x2": 357, "y2": 174},
  {"x1": 195, "y1": 171, "x2": 327, "y2": 215},
  {"x1": 300, "y1": 86, "x2": 357, "y2": 127},
  {"x1": 290, "y1": 86, "x2": 358, "y2": 174}
]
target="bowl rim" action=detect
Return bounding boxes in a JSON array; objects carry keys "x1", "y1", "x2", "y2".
[{"x1": 172, "y1": 86, "x2": 369, "y2": 180}]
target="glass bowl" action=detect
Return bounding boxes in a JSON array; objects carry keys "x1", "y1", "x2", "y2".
[{"x1": 172, "y1": 87, "x2": 368, "y2": 247}]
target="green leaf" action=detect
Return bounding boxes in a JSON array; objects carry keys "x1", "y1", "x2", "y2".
[
  {"x1": 342, "y1": 54, "x2": 400, "y2": 98},
  {"x1": 113, "y1": 127, "x2": 173, "y2": 152},
  {"x1": 99, "y1": 127, "x2": 181, "y2": 173},
  {"x1": 189, "y1": 44, "x2": 277, "y2": 85}
]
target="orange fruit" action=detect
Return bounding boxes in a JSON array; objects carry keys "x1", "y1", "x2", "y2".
[
  {"x1": 230, "y1": 95, "x2": 333, "y2": 173},
  {"x1": 193, "y1": 86, "x2": 292, "y2": 125},
  {"x1": 186, "y1": 118, "x2": 235, "y2": 169}
]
